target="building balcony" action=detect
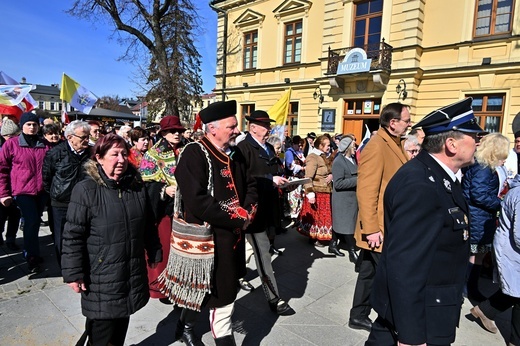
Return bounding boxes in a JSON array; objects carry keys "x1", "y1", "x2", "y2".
[{"x1": 326, "y1": 40, "x2": 392, "y2": 89}]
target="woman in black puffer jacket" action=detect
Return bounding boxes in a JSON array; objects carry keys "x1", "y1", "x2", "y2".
[{"x1": 61, "y1": 134, "x2": 162, "y2": 346}]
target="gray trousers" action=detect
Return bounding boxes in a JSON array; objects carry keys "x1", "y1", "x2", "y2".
[{"x1": 246, "y1": 231, "x2": 280, "y2": 302}]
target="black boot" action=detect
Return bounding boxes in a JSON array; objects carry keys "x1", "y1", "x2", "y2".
[
  {"x1": 328, "y1": 240, "x2": 345, "y2": 256},
  {"x1": 175, "y1": 309, "x2": 204, "y2": 346},
  {"x1": 214, "y1": 334, "x2": 236, "y2": 346},
  {"x1": 467, "y1": 264, "x2": 486, "y2": 302},
  {"x1": 345, "y1": 234, "x2": 358, "y2": 263},
  {"x1": 347, "y1": 249, "x2": 358, "y2": 263}
]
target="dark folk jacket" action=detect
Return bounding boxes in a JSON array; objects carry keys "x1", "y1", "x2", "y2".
[
  {"x1": 371, "y1": 150, "x2": 470, "y2": 345},
  {"x1": 61, "y1": 160, "x2": 162, "y2": 319},
  {"x1": 174, "y1": 137, "x2": 258, "y2": 308}
]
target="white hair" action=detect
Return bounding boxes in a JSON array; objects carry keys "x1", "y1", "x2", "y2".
[
  {"x1": 64, "y1": 120, "x2": 91, "y2": 137},
  {"x1": 204, "y1": 120, "x2": 220, "y2": 134}
]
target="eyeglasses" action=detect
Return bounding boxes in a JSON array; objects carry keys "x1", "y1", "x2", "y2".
[
  {"x1": 91, "y1": 129, "x2": 101, "y2": 133},
  {"x1": 406, "y1": 149, "x2": 420, "y2": 155},
  {"x1": 396, "y1": 118, "x2": 412, "y2": 124},
  {"x1": 72, "y1": 134, "x2": 89, "y2": 141}
]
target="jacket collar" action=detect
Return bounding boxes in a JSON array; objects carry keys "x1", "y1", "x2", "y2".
[
  {"x1": 416, "y1": 150, "x2": 468, "y2": 212},
  {"x1": 200, "y1": 136, "x2": 231, "y2": 164},
  {"x1": 18, "y1": 134, "x2": 46, "y2": 148},
  {"x1": 377, "y1": 127, "x2": 408, "y2": 165}
]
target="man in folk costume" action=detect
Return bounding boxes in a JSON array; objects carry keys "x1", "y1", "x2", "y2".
[
  {"x1": 349, "y1": 103, "x2": 410, "y2": 332},
  {"x1": 172, "y1": 100, "x2": 258, "y2": 346},
  {"x1": 237, "y1": 110, "x2": 294, "y2": 316},
  {"x1": 367, "y1": 98, "x2": 484, "y2": 345}
]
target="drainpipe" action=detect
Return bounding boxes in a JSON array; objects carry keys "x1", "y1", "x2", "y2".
[{"x1": 209, "y1": 2, "x2": 228, "y2": 101}]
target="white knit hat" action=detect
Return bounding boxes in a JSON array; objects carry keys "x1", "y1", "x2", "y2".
[{"x1": 1, "y1": 118, "x2": 20, "y2": 136}]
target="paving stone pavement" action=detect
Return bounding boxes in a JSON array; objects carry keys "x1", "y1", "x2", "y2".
[{"x1": 0, "y1": 214, "x2": 510, "y2": 345}]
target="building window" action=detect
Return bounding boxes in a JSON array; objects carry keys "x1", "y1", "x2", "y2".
[
  {"x1": 243, "y1": 30, "x2": 258, "y2": 70},
  {"x1": 241, "y1": 103, "x2": 255, "y2": 131},
  {"x1": 50, "y1": 102, "x2": 55, "y2": 111},
  {"x1": 286, "y1": 102, "x2": 299, "y2": 137},
  {"x1": 39, "y1": 101, "x2": 45, "y2": 109},
  {"x1": 353, "y1": 0, "x2": 383, "y2": 56},
  {"x1": 474, "y1": 0, "x2": 514, "y2": 37},
  {"x1": 284, "y1": 20, "x2": 302, "y2": 64},
  {"x1": 58, "y1": 103, "x2": 63, "y2": 111},
  {"x1": 468, "y1": 94, "x2": 505, "y2": 133}
]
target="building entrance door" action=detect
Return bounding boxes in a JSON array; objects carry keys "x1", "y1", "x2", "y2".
[{"x1": 342, "y1": 99, "x2": 381, "y2": 141}]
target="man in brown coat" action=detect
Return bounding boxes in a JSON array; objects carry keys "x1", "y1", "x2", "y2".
[{"x1": 348, "y1": 103, "x2": 410, "y2": 332}]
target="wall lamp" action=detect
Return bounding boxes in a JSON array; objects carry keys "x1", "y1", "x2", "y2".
[
  {"x1": 284, "y1": 78, "x2": 291, "y2": 84},
  {"x1": 313, "y1": 86, "x2": 324, "y2": 103},
  {"x1": 396, "y1": 79, "x2": 408, "y2": 101},
  {"x1": 243, "y1": 82, "x2": 249, "y2": 88}
]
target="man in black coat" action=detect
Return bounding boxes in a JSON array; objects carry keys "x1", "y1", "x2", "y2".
[
  {"x1": 366, "y1": 98, "x2": 485, "y2": 346},
  {"x1": 237, "y1": 110, "x2": 294, "y2": 316},
  {"x1": 174, "y1": 100, "x2": 258, "y2": 346},
  {"x1": 42, "y1": 120, "x2": 92, "y2": 266}
]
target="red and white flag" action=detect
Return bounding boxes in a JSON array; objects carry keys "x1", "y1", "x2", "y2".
[
  {"x1": 61, "y1": 109, "x2": 70, "y2": 124},
  {"x1": 0, "y1": 71, "x2": 38, "y2": 120}
]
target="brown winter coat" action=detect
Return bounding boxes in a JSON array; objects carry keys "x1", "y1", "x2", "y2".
[{"x1": 354, "y1": 127, "x2": 408, "y2": 252}]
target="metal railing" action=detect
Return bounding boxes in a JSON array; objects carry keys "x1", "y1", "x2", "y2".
[{"x1": 326, "y1": 39, "x2": 393, "y2": 75}]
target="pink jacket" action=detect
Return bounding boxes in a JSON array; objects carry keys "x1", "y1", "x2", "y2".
[{"x1": 0, "y1": 135, "x2": 50, "y2": 197}]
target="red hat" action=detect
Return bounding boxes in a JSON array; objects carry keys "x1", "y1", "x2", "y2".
[{"x1": 160, "y1": 116, "x2": 186, "y2": 132}]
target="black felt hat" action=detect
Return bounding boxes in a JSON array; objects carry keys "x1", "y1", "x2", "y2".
[
  {"x1": 245, "y1": 110, "x2": 275, "y2": 124},
  {"x1": 199, "y1": 100, "x2": 237, "y2": 124},
  {"x1": 412, "y1": 98, "x2": 484, "y2": 135}
]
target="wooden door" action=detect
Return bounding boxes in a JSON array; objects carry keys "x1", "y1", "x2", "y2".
[{"x1": 343, "y1": 118, "x2": 364, "y2": 142}]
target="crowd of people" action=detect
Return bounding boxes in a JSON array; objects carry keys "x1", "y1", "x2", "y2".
[{"x1": 0, "y1": 96, "x2": 519, "y2": 345}]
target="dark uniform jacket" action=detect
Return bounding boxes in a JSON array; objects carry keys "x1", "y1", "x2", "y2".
[
  {"x1": 237, "y1": 133, "x2": 283, "y2": 233},
  {"x1": 371, "y1": 150, "x2": 470, "y2": 345},
  {"x1": 61, "y1": 161, "x2": 162, "y2": 320},
  {"x1": 42, "y1": 141, "x2": 91, "y2": 207},
  {"x1": 174, "y1": 137, "x2": 258, "y2": 308}
]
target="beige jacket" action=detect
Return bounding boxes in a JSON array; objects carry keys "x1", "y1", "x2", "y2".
[
  {"x1": 354, "y1": 127, "x2": 408, "y2": 252},
  {"x1": 304, "y1": 149, "x2": 333, "y2": 194}
]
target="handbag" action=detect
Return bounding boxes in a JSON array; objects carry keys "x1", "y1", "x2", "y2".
[{"x1": 157, "y1": 142, "x2": 214, "y2": 312}]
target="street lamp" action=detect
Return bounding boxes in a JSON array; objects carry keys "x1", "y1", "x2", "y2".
[
  {"x1": 396, "y1": 79, "x2": 408, "y2": 101},
  {"x1": 313, "y1": 86, "x2": 324, "y2": 103}
]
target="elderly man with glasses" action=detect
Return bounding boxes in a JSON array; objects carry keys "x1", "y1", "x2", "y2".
[{"x1": 42, "y1": 120, "x2": 92, "y2": 267}]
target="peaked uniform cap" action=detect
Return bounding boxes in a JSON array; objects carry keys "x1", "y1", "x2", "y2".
[{"x1": 412, "y1": 97, "x2": 484, "y2": 135}]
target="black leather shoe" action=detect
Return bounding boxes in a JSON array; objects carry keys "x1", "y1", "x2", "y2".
[
  {"x1": 348, "y1": 317, "x2": 372, "y2": 332},
  {"x1": 175, "y1": 321, "x2": 205, "y2": 346},
  {"x1": 328, "y1": 240, "x2": 345, "y2": 257},
  {"x1": 269, "y1": 298, "x2": 295, "y2": 316},
  {"x1": 269, "y1": 245, "x2": 284, "y2": 255},
  {"x1": 214, "y1": 334, "x2": 236, "y2": 346},
  {"x1": 238, "y1": 278, "x2": 255, "y2": 291},
  {"x1": 347, "y1": 249, "x2": 358, "y2": 263}
]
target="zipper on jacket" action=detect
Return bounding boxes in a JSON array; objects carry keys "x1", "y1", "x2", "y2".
[{"x1": 118, "y1": 189, "x2": 122, "y2": 199}]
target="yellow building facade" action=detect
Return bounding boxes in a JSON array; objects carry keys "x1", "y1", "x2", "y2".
[{"x1": 210, "y1": 0, "x2": 520, "y2": 141}]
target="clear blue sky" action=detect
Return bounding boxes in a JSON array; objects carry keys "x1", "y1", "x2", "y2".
[{"x1": 2, "y1": 1, "x2": 217, "y2": 99}]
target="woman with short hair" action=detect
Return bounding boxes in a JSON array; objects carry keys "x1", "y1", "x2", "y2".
[
  {"x1": 128, "y1": 126, "x2": 150, "y2": 168},
  {"x1": 298, "y1": 135, "x2": 333, "y2": 244},
  {"x1": 62, "y1": 134, "x2": 161, "y2": 346}
]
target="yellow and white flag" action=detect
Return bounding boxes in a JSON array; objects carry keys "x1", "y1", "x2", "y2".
[
  {"x1": 268, "y1": 88, "x2": 292, "y2": 125},
  {"x1": 60, "y1": 73, "x2": 98, "y2": 114}
]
